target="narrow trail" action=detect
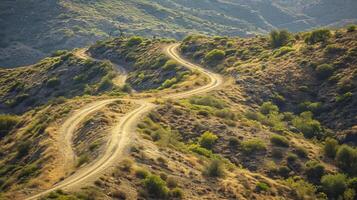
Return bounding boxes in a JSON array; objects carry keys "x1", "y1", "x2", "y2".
[{"x1": 26, "y1": 43, "x2": 223, "y2": 200}]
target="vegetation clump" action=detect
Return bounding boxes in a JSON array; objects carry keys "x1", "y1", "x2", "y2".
[
  {"x1": 143, "y1": 174, "x2": 169, "y2": 198},
  {"x1": 305, "y1": 29, "x2": 331, "y2": 44},
  {"x1": 270, "y1": 134, "x2": 289, "y2": 147},
  {"x1": 126, "y1": 36, "x2": 143, "y2": 47},
  {"x1": 292, "y1": 111, "x2": 323, "y2": 139},
  {"x1": 204, "y1": 49, "x2": 225, "y2": 63},
  {"x1": 198, "y1": 131, "x2": 218, "y2": 149},
  {"x1": 241, "y1": 139, "x2": 267, "y2": 154},
  {"x1": 315, "y1": 64, "x2": 334, "y2": 79},
  {"x1": 269, "y1": 30, "x2": 292, "y2": 48},
  {"x1": 0, "y1": 114, "x2": 19, "y2": 138},
  {"x1": 324, "y1": 138, "x2": 339, "y2": 158},
  {"x1": 321, "y1": 173, "x2": 348, "y2": 199},
  {"x1": 203, "y1": 159, "x2": 225, "y2": 177}
]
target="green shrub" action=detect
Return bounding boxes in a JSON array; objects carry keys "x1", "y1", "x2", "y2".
[
  {"x1": 241, "y1": 139, "x2": 266, "y2": 154},
  {"x1": 203, "y1": 159, "x2": 225, "y2": 177},
  {"x1": 347, "y1": 25, "x2": 356, "y2": 32},
  {"x1": 18, "y1": 163, "x2": 39, "y2": 179},
  {"x1": 315, "y1": 64, "x2": 334, "y2": 79},
  {"x1": 256, "y1": 182, "x2": 270, "y2": 192},
  {"x1": 228, "y1": 137, "x2": 240, "y2": 148},
  {"x1": 336, "y1": 92, "x2": 353, "y2": 103},
  {"x1": 204, "y1": 49, "x2": 225, "y2": 63},
  {"x1": 160, "y1": 77, "x2": 177, "y2": 89},
  {"x1": 273, "y1": 46, "x2": 294, "y2": 57},
  {"x1": 292, "y1": 111, "x2": 323, "y2": 139},
  {"x1": 286, "y1": 178, "x2": 318, "y2": 199},
  {"x1": 215, "y1": 109, "x2": 235, "y2": 120},
  {"x1": 260, "y1": 102, "x2": 279, "y2": 115},
  {"x1": 135, "y1": 168, "x2": 150, "y2": 179},
  {"x1": 335, "y1": 145, "x2": 357, "y2": 176},
  {"x1": 324, "y1": 138, "x2": 339, "y2": 158},
  {"x1": 189, "y1": 95, "x2": 226, "y2": 109},
  {"x1": 169, "y1": 188, "x2": 183, "y2": 199},
  {"x1": 46, "y1": 77, "x2": 61, "y2": 88},
  {"x1": 325, "y1": 44, "x2": 346, "y2": 55},
  {"x1": 270, "y1": 134, "x2": 289, "y2": 147},
  {"x1": 126, "y1": 36, "x2": 143, "y2": 47},
  {"x1": 0, "y1": 115, "x2": 19, "y2": 137},
  {"x1": 189, "y1": 144, "x2": 212, "y2": 157},
  {"x1": 305, "y1": 29, "x2": 331, "y2": 44},
  {"x1": 269, "y1": 30, "x2": 292, "y2": 48},
  {"x1": 143, "y1": 175, "x2": 169, "y2": 198},
  {"x1": 198, "y1": 131, "x2": 218, "y2": 149},
  {"x1": 163, "y1": 59, "x2": 178, "y2": 70},
  {"x1": 77, "y1": 155, "x2": 89, "y2": 167},
  {"x1": 305, "y1": 160, "x2": 325, "y2": 183},
  {"x1": 298, "y1": 101, "x2": 322, "y2": 114},
  {"x1": 287, "y1": 153, "x2": 298, "y2": 164},
  {"x1": 295, "y1": 146, "x2": 308, "y2": 158},
  {"x1": 321, "y1": 173, "x2": 348, "y2": 199}
]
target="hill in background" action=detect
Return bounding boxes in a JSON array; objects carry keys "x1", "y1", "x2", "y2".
[{"x1": 1, "y1": 0, "x2": 357, "y2": 67}]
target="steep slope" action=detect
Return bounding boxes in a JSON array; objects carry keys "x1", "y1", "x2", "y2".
[{"x1": 1, "y1": 0, "x2": 357, "y2": 67}]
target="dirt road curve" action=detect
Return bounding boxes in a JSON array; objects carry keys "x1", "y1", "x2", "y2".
[{"x1": 26, "y1": 43, "x2": 223, "y2": 200}]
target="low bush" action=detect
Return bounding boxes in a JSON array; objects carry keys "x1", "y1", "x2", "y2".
[
  {"x1": 324, "y1": 138, "x2": 339, "y2": 158},
  {"x1": 163, "y1": 59, "x2": 178, "y2": 70},
  {"x1": 189, "y1": 144, "x2": 212, "y2": 157},
  {"x1": 269, "y1": 30, "x2": 292, "y2": 48},
  {"x1": 169, "y1": 188, "x2": 183, "y2": 199},
  {"x1": 256, "y1": 182, "x2": 270, "y2": 192},
  {"x1": 203, "y1": 159, "x2": 225, "y2": 178},
  {"x1": 241, "y1": 139, "x2": 267, "y2": 154},
  {"x1": 198, "y1": 131, "x2": 218, "y2": 149},
  {"x1": 166, "y1": 176, "x2": 178, "y2": 188},
  {"x1": 335, "y1": 145, "x2": 357, "y2": 176},
  {"x1": 292, "y1": 111, "x2": 323, "y2": 139},
  {"x1": 298, "y1": 101, "x2": 322, "y2": 114},
  {"x1": 287, "y1": 153, "x2": 298, "y2": 164},
  {"x1": 204, "y1": 49, "x2": 225, "y2": 63},
  {"x1": 273, "y1": 46, "x2": 294, "y2": 57},
  {"x1": 336, "y1": 92, "x2": 353, "y2": 103},
  {"x1": 305, "y1": 29, "x2": 331, "y2": 44},
  {"x1": 135, "y1": 168, "x2": 150, "y2": 179},
  {"x1": 189, "y1": 95, "x2": 226, "y2": 109},
  {"x1": 215, "y1": 109, "x2": 236, "y2": 120},
  {"x1": 347, "y1": 25, "x2": 356, "y2": 32},
  {"x1": 260, "y1": 102, "x2": 279, "y2": 115},
  {"x1": 321, "y1": 173, "x2": 348, "y2": 199},
  {"x1": 0, "y1": 114, "x2": 19, "y2": 138},
  {"x1": 126, "y1": 36, "x2": 143, "y2": 47},
  {"x1": 305, "y1": 160, "x2": 325, "y2": 183},
  {"x1": 286, "y1": 178, "x2": 318, "y2": 199},
  {"x1": 325, "y1": 44, "x2": 346, "y2": 55},
  {"x1": 143, "y1": 175, "x2": 169, "y2": 198},
  {"x1": 270, "y1": 134, "x2": 289, "y2": 147},
  {"x1": 315, "y1": 64, "x2": 334, "y2": 79},
  {"x1": 294, "y1": 146, "x2": 308, "y2": 158},
  {"x1": 228, "y1": 137, "x2": 240, "y2": 148}
]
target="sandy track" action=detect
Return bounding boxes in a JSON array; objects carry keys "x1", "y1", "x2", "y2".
[{"x1": 26, "y1": 43, "x2": 223, "y2": 199}]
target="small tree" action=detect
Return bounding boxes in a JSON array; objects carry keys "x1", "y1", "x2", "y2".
[
  {"x1": 324, "y1": 138, "x2": 339, "y2": 158},
  {"x1": 315, "y1": 64, "x2": 334, "y2": 80},
  {"x1": 126, "y1": 36, "x2": 143, "y2": 47},
  {"x1": 143, "y1": 175, "x2": 169, "y2": 198},
  {"x1": 321, "y1": 173, "x2": 348, "y2": 199},
  {"x1": 269, "y1": 30, "x2": 292, "y2": 48},
  {"x1": 270, "y1": 134, "x2": 289, "y2": 147},
  {"x1": 260, "y1": 101, "x2": 279, "y2": 115},
  {"x1": 305, "y1": 160, "x2": 325, "y2": 183},
  {"x1": 292, "y1": 111, "x2": 323, "y2": 139},
  {"x1": 335, "y1": 145, "x2": 357, "y2": 176},
  {"x1": 203, "y1": 159, "x2": 225, "y2": 177},
  {"x1": 198, "y1": 131, "x2": 218, "y2": 149}
]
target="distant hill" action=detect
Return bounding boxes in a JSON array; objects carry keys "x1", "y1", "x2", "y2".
[{"x1": 1, "y1": 0, "x2": 356, "y2": 67}]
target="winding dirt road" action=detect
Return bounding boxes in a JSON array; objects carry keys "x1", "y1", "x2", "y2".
[{"x1": 26, "y1": 43, "x2": 223, "y2": 200}]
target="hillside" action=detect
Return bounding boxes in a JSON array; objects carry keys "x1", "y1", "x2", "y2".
[
  {"x1": 1, "y1": 0, "x2": 357, "y2": 67},
  {"x1": 0, "y1": 25, "x2": 356, "y2": 200}
]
